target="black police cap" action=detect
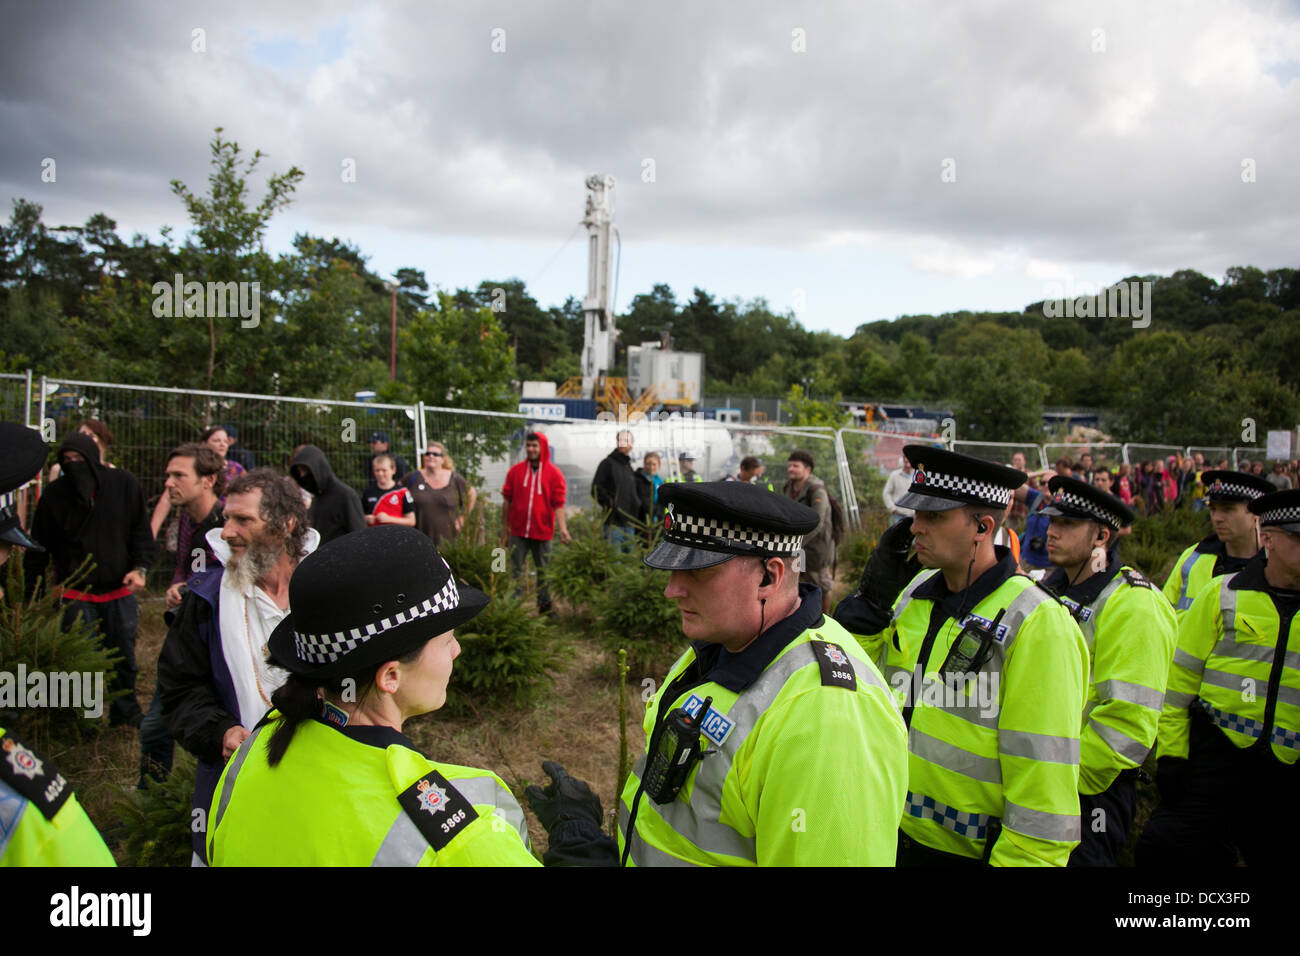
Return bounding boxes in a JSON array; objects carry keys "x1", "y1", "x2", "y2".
[
  {"x1": 1249, "y1": 488, "x2": 1300, "y2": 534},
  {"x1": 1040, "y1": 474, "x2": 1134, "y2": 530},
  {"x1": 1199, "y1": 470, "x2": 1274, "y2": 503},
  {"x1": 0, "y1": 422, "x2": 47, "y2": 497},
  {"x1": 895, "y1": 444, "x2": 1026, "y2": 513},
  {"x1": 644, "y1": 480, "x2": 819, "y2": 571}
]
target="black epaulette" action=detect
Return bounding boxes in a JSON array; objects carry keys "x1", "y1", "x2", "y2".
[
  {"x1": 397, "y1": 769, "x2": 480, "y2": 853},
  {"x1": 0, "y1": 729, "x2": 73, "y2": 821},
  {"x1": 1121, "y1": 568, "x2": 1153, "y2": 589},
  {"x1": 809, "y1": 640, "x2": 857, "y2": 690},
  {"x1": 1033, "y1": 580, "x2": 1066, "y2": 605}
]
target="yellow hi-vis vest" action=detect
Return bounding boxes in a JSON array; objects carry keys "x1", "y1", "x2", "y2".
[
  {"x1": 851, "y1": 565, "x2": 1090, "y2": 866},
  {"x1": 1161, "y1": 538, "x2": 1258, "y2": 619},
  {"x1": 0, "y1": 726, "x2": 114, "y2": 867},
  {"x1": 618, "y1": 617, "x2": 908, "y2": 866},
  {"x1": 1158, "y1": 563, "x2": 1300, "y2": 765},
  {"x1": 207, "y1": 715, "x2": 539, "y2": 866},
  {"x1": 1055, "y1": 567, "x2": 1177, "y2": 794}
]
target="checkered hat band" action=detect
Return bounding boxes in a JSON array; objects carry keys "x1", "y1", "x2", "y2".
[
  {"x1": 293, "y1": 575, "x2": 461, "y2": 665},
  {"x1": 1051, "y1": 488, "x2": 1121, "y2": 527},
  {"x1": 1207, "y1": 481, "x2": 1265, "y2": 500},
  {"x1": 668, "y1": 511, "x2": 803, "y2": 555},
  {"x1": 911, "y1": 469, "x2": 1012, "y2": 507},
  {"x1": 1260, "y1": 505, "x2": 1300, "y2": 526}
]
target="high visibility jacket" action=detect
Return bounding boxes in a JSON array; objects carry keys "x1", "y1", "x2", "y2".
[
  {"x1": 1046, "y1": 566, "x2": 1177, "y2": 794},
  {"x1": 848, "y1": 550, "x2": 1090, "y2": 866},
  {"x1": 1158, "y1": 559, "x2": 1300, "y2": 765},
  {"x1": 0, "y1": 726, "x2": 114, "y2": 867},
  {"x1": 666, "y1": 472, "x2": 704, "y2": 484},
  {"x1": 618, "y1": 590, "x2": 908, "y2": 866},
  {"x1": 207, "y1": 715, "x2": 539, "y2": 866},
  {"x1": 1162, "y1": 536, "x2": 1259, "y2": 619}
]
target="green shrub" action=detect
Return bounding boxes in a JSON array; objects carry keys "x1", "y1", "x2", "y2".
[
  {"x1": 444, "y1": 592, "x2": 559, "y2": 716},
  {"x1": 1124, "y1": 506, "x2": 1209, "y2": 586},
  {"x1": 0, "y1": 558, "x2": 124, "y2": 751},
  {"x1": 116, "y1": 751, "x2": 196, "y2": 868},
  {"x1": 548, "y1": 510, "x2": 621, "y2": 620},
  {"x1": 592, "y1": 564, "x2": 686, "y2": 679}
]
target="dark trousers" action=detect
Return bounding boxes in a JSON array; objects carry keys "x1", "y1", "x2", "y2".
[
  {"x1": 138, "y1": 686, "x2": 175, "y2": 787},
  {"x1": 1070, "y1": 769, "x2": 1138, "y2": 867},
  {"x1": 508, "y1": 535, "x2": 554, "y2": 610},
  {"x1": 896, "y1": 831, "x2": 984, "y2": 867},
  {"x1": 61, "y1": 594, "x2": 142, "y2": 726},
  {"x1": 1137, "y1": 709, "x2": 1300, "y2": 867}
]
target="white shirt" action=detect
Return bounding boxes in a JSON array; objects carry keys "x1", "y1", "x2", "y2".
[{"x1": 206, "y1": 527, "x2": 320, "y2": 730}]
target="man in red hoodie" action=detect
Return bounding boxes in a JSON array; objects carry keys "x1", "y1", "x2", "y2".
[{"x1": 501, "y1": 432, "x2": 570, "y2": 615}]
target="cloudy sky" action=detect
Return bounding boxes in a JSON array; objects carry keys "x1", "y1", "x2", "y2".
[{"x1": 3, "y1": 0, "x2": 1298, "y2": 336}]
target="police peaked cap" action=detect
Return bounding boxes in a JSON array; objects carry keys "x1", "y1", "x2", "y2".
[
  {"x1": 1041, "y1": 475, "x2": 1134, "y2": 530},
  {"x1": 0, "y1": 422, "x2": 48, "y2": 550},
  {"x1": 1199, "y1": 470, "x2": 1274, "y2": 503},
  {"x1": 1249, "y1": 488, "x2": 1300, "y2": 534},
  {"x1": 895, "y1": 444, "x2": 1026, "y2": 513},
  {"x1": 268, "y1": 526, "x2": 488, "y2": 680},
  {"x1": 644, "y1": 480, "x2": 819, "y2": 571}
]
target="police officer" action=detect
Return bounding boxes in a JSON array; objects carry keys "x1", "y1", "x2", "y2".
[
  {"x1": 0, "y1": 421, "x2": 114, "y2": 867},
  {"x1": 1138, "y1": 488, "x2": 1300, "y2": 867},
  {"x1": 666, "y1": 451, "x2": 704, "y2": 483},
  {"x1": 529, "y1": 481, "x2": 909, "y2": 865},
  {"x1": 206, "y1": 526, "x2": 540, "y2": 866},
  {"x1": 1161, "y1": 470, "x2": 1272, "y2": 619},
  {"x1": 1038, "y1": 475, "x2": 1176, "y2": 866},
  {"x1": 834, "y1": 445, "x2": 1090, "y2": 867}
]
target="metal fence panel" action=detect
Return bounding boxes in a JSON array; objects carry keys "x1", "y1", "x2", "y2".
[
  {"x1": 1042, "y1": 442, "x2": 1125, "y2": 472},
  {"x1": 837, "y1": 428, "x2": 946, "y2": 531},
  {"x1": 1231, "y1": 447, "x2": 1270, "y2": 469},
  {"x1": 1122, "y1": 443, "x2": 1185, "y2": 468},
  {"x1": 1187, "y1": 446, "x2": 1232, "y2": 468},
  {"x1": 0, "y1": 371, "x2": 32, "y2": 426},
  {"x1": 951, "y1": 440, "x2": 1047, "y2": 470},
  {"x1": 37, "y1": 377, "x2": 421, "y2": 510}
]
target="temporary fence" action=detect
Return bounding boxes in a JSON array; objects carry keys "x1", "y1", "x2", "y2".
[
  {"x1": 952, "y1": 441, "x2": 1048, "y2": 472},
  {"x1": 1232, "y1": 447, "x2": 1271, "y2": 469},
  {"x1": 1184, "y1": 446, "x2": 1232, "y2": 468},
  {"x1": 1122, "y1": 443, "x2": 1186, "y2": 468},
  {"x1": 1042, "y1": 442, "x2": 1124, "y2": 473},
  {"x1": 0, "y1": 371, "x2": 33, "y2": 426},
  {"x1": 836, "y1": 428, "x2": 948, "y2": 531}
]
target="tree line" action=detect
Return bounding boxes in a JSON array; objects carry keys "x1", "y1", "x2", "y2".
[{"x1": 3, "y1": 128, "x2": 1297, "y2": 446}]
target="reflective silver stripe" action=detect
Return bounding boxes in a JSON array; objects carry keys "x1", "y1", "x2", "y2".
[
  {"x1": 1094, "y1": 679, "x2": 1165, "y2": 711},
  {"x1": 1088, "y1": 716, "x2": 1152, "y2": 763},
  {"x1": 1173, "y1": 648, "x2": 1205, "y2": 672},
  {"x1": 1174, "y1": 550, "x2": 1201, "y2": 610},
  {"x1": 371, "y1": 811, "x2": 427, "y2": 866},
  {"x1": 910, "y1": 727, "x2": 1002, "y2": 784},
  {"x1": 1211, "y1": 638, "x2": 1274, "y2": 664},
  {"x1": 618, "y1": 804, "x2": 700, "y2": 867},
  {"x1": 624, "y1": 760, "x2": 756, "y2": 860},
  {"x1": 453, "y1": 775, "x2": 530, "y2": 846},
  {"x1": 1200, "y1": 666, "x2": 1253, "y2": 696},
  {"x1": 1278, "y1": 683, "x2": 1300, "y2": 709},
  {"x1": 999, "y1": 728, "x2": 1079, "y2": 765},
  {"x1": 904, "y1": 790, "x2": 992, "y2": 840},
  {"x1": 211, "y1": 726, "x2": 265, "y2": 835},
  {"x1": 892, "y1": 570, "x2": 939, "y2": 626},
  {"x1": 1003, "y1": 801, "x2": 1080, "y2": 842},
  {"x1": 1163, "y1": 689, "x2": 1196, "y2": 709},
  {"x1": 0, "y1": 780, "x2": 28, "y2": 861}
]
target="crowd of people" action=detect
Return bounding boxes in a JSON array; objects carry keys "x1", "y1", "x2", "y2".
[{"x1": 2, "y1": 417, "x2": 1296, "y2": 870}]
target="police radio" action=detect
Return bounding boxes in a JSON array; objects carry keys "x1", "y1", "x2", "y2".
[
  {"x1": 939, "y1": 608, "x2": 1004, "y2": 678},
  {"x1": 644, "y1": 696, "x2": 714, "y2": 805}
]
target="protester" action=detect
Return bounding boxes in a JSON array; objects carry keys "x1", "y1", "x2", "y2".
[
  {"x1": 1115, "y1": 462, "x2": 1135, "y2": 506},
  {"x1": 362, "y1": 453, "x2": 400, "y2": 515},
  {"x1": 882, "y1": 454, "x2": 916, "y2": 525},
  {"x1": 501, "y1": 431, "x2": 569, "y2": 615},
  {"x1": 151, "y1": 425, "x2": 246, "y2": 540},
  {"x1": 406, "y1": 441, "x2": 476, "y2": 546},
  {"x1": 289, "y1": 445, "x2": 364, "y2": 544},
  {"x1": 158, "y1": 469, "x2": 320, "y2": 864},
  {"x1": 592, "y1": 430, "x2": 642, "y2": 550},
  {"x1": 367, "y1": 431, "x2": 412, "y2": 486},
  {"x1": 1268, "y1": 461, "x2": 1293, "y2": 490},
  {"x1": 24, "y1": 432, "x2": 156, "y2": 727},
  {"x1": 47, "y1": 419, "x2": 115, "y2": 483},
  {"x1": 635, "y1": 451, "x2": 663, "y2": 520},
  {"x1": 783, "y1": 449, "x2": 835, "y2": 614},
  {"x1": 222, "y1": 423, "x2": 257, "y2": 472}
]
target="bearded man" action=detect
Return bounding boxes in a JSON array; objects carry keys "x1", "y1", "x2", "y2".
[{"x1": 157, "y1": 469, "x2": 319, "y2": 865}]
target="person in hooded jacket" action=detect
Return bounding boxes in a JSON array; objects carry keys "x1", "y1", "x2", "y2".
[
  {"x1": 24, "y1": 432, "x2": 156, "y2": 727},
  {"x1": 500, "y1": 432, "x2": 569, "y2": 615},
  {"x1": 289, "y1": 444, "x2": 365, "y2": 544}
]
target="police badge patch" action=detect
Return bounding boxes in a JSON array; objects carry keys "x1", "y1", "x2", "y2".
[
  {"x1": 398, "y1": 769, "x2": 479, "y2": 852},
  {"x1": 809, "y1": 639, "x2": 857, "y2": 690}
]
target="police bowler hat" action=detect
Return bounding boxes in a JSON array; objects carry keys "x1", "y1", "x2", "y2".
[{"x1": 268, "y1": 526, "x2": 488, "y2": 680}]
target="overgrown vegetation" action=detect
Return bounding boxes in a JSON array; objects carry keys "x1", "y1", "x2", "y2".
[
  {"x1": 447, "y1": 593, "x2": 561, "y2": 716},
  {"x1": 115, "y1": 752, "x2": 196, "y2": 868}
]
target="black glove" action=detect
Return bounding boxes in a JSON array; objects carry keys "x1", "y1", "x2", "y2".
[
  {"x1": 860, "y1": 517, "x2": 921, "y2": 607},
  {"x1": 524, "y1": 761, "x2": 619, "y2": 867},
  {"x1": 1154, "y1": 756, "x2": 1192, "y2": 806},
  {"x1": 525, "y1": 761, "x2": 603, "y2": 831}
]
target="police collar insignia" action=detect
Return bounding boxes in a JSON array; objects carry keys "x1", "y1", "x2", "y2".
[
  {"x1": 3, "y1": 736, "x2": 43, "y2": 780},
  {"x1": 416, "y1": 778, "x2": 450, "y2": 815}
]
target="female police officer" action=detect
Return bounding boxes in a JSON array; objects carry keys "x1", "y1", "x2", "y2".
[{"x1": 205, "y1": 525, "x2": 538, "y2": 866}]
